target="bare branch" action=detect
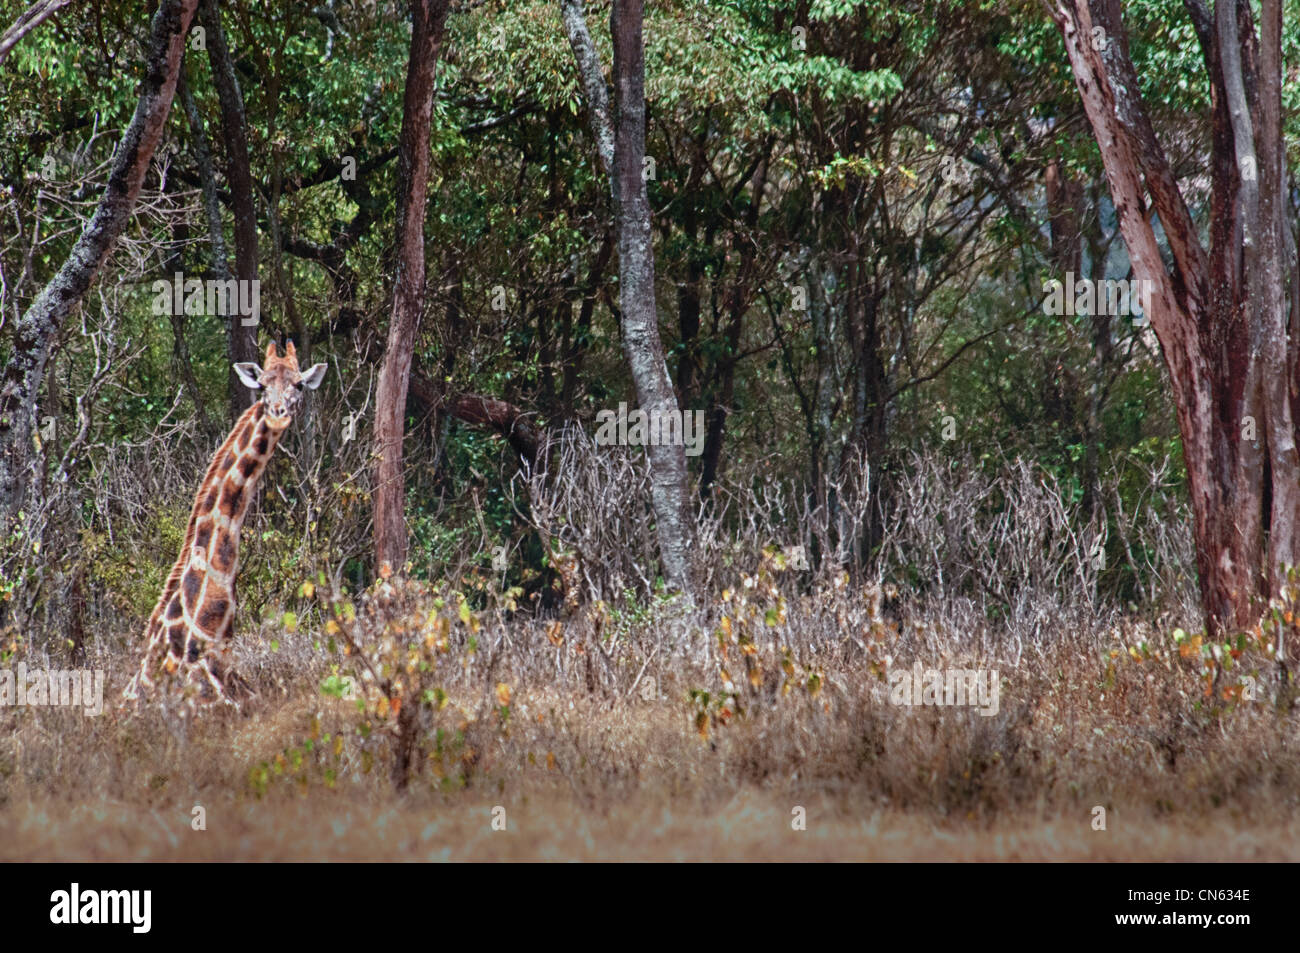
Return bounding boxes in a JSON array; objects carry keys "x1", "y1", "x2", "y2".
[{"x1": 0, "y1": 0, "x2": 73, "y2": 69}]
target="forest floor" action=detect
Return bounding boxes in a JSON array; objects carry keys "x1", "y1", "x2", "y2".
[
  {"x1": 5, "y1": 792, "x2": 1297, "y2": 861},
  {"x1": 2, "y1": 621, "x2": 1298, "y2": 861}
]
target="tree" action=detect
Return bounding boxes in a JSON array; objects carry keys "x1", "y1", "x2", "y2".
[
  {"x1": 1050, "y1": 0, "x2": 1295, "y2": 645},
  {"x1": 196, "y1": 0, "x2": 260, "y2": 419},
  {"x1": 0, "y1": 0, "x2": 72, "y2": 68},
  {"x1": 562, "y1": 0, "x2": 695, "y2": 595},
  {"x1": 372, "y1": 0, "x2": 451, "y2": 574},
  {"x1": 0, "y1": 0, "x2": 198, "y2": 522}
]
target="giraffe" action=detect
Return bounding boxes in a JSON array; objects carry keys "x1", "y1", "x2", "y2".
[{"x1": 124, "y1": 341, "x2": 327, "y2": 708}]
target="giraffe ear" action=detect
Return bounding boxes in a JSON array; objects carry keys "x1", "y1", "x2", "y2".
[
  {"x1": 233, "y1": 362, "x2": 263, "y2": 389},
  {"x1": 300, "y1": 362, "x2": 328, "y2": 390}
]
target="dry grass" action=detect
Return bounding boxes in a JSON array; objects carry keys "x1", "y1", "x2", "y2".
[
  {"x1": 3, "y1": 446, "x2": 1294, "y2": 861},
  {"x1": 2, "y1": 578, "x2": 1297, "y2": 862}
]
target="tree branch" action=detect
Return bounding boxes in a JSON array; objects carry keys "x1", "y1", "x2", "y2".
[
  {"x1": 0, "y1": 0, "x2": 198, "y2": 518},
  {"x1": 560, "y1": 0, "x2": 615, "y2": 176},
  {"x1": 0, "y1": 0, "x2": 73, "y2": 68}
]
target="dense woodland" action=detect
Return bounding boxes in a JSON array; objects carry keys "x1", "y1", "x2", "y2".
[{"x1": 0, "y1": 0, "x2": 1297, "y2": 860}]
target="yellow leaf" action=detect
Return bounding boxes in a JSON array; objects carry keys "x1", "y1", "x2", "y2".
[{"x1": 496, "y1": 682, "x2": 512, "y2": 706}]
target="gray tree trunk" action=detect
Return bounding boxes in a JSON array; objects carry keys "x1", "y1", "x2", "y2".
[
  {"x1": 0, "y1": 0, "x2": 198, "y2": 522},
  {"x1": 563, "y1": 0, "x2": 695, "y2": 596}
]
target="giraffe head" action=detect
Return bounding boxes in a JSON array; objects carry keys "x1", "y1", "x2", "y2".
[{"x1": 233, "y1": 341, "x2": 328, "y2": 430}]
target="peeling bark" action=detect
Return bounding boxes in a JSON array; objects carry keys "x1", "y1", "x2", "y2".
[{"x1": 1051, "y1": 0, "x2": 1295, "y2": 641}]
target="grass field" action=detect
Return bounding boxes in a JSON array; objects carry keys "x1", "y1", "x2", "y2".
[{"x1": 3, "y1": 572, "x2": 1297, "y2": 862}]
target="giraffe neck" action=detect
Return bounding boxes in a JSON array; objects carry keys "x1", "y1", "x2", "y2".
[
  {"x1": 165, "y1": 401, "x2": 284, "y2": 644},
  {"x1": 189, "y1": 401, "x2": 284, "y2": 575},
  {"x1": 129, "y1": 401, "x2": 287, "y2": 704}
]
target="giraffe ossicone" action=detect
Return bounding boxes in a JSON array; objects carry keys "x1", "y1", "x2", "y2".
[{"x1": 123, "y1": 341, "x2": 328, "y2": 710}]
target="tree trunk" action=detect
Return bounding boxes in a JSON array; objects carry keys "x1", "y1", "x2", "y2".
[
  {"x1": 559, "y1": 0, "x2": 615, "y2": 174},
  {"x1": 1051, "y1": 0, "x2": 1297, "y2": 645},
  {"x1": 560, "y1": 230, "x2": 613, "y2": 414},
  {"x1": 197, "y1": 0, "x2": 260, "y2": 420},
  {"x1": 563, "y1": 0, "x2": 695, "y2": 595},
  {"x1": 673, "y1": 140, "x2": 709, "y2": 408},
  {"x1": 608, "y1": 0, "x2": 694, "y2": 594},
  {"x1": 160, "y1": 133, "x2": 216, "y2": 438},
  {"x1": 0, "y1": 0, "x2": 197, "y2": 523},
  {"x1": 371, "y1": 0, "x2": 450, "y2": 575}
]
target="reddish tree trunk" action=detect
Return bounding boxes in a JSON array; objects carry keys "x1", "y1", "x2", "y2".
[
  {"x1": 1051, "y1": 0, "x2": 1296, "y2": 646},
  {"x1": 408, "y1": 371, "x2": 545, "y2": 468},
  {"x1": 372, "y1": 0, "x2": 450, "y2": 575}
]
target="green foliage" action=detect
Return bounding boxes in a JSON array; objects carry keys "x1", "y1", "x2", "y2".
[
  {"x1": 83, "y1": 508, "x2": 187, "y2": 623},
  {"x1": 247, "y1": 716, "x2": 347, "y2": 798},
  {"x1": 6, "y1": 0, "x2": 1278, "y2": 660},
  {"x1": 298, "y1": 573, "x2": 508, "y2": 789}
]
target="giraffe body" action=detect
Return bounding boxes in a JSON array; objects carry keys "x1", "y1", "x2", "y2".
[{"x1": 125, "y1": 341, "x2": 327, "y2": 708}]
